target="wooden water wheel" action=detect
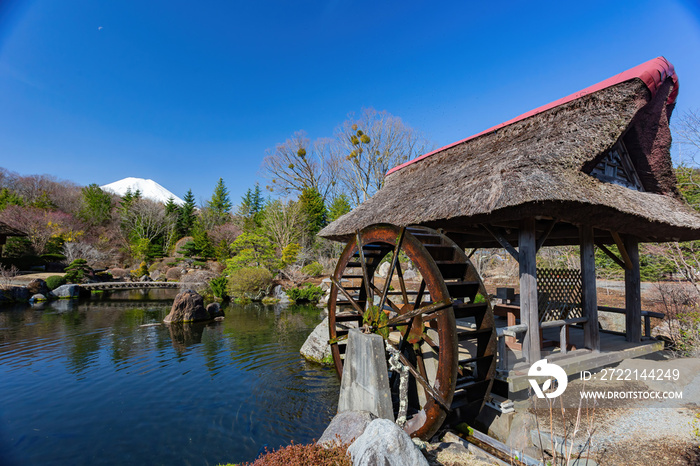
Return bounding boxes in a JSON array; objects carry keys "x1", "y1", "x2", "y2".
[{"x1": 328, "y1": 224, "x2": 497, "y2": 440}]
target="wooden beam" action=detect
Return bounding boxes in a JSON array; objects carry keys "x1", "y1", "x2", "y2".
[
  {"x1": 481, "y1": 224, "x2": 519, "y2": 262},
  {"x1": 611, "y1": 231, "x2": 633, "y2": 270},
  {"x1": 624, "y1": 236, "x2": 642, "y2": 343},
  {"x1": 595, "y1": 242, "x2": 626, "y2": 269},
  {"x1": 580, "y1": 225, "x2": 600, "y2": 352},
  {"x1": 519, "y1": 217, "x2": 540, "y2": 363},
  {"x1": 535, "y1": 220, "x2": 557, "y2": 252}
]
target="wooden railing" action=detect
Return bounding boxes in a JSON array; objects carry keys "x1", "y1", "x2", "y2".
[{"x1": 597, "y1": 306, "x2": 664, "y2": 339}]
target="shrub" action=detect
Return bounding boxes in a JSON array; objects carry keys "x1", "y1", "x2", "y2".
[
  {"x1": 227, "y1": 267, "x2": 273, "y2": 300},
  {"x1": 64, "y1": 259, "x2": 93, "y2": 284},
  {"x1": 209, "y1": 276, "x2": 228, "y2": 300},
  {"x1": 239, "y1": 441, "x2": 350, "y2": 466},
  {"x1": 45, "y1": 275, "x2": 67, "y2": 290},
  {"x1": 286, "y1": 284, "x2": 324, "y2": 303},
  {"x1": 130, "y1": 261, "x2": 150, "y2": 280},
  {"x1": 301, "y1": 261, "x2": 323, "y2": 277}
]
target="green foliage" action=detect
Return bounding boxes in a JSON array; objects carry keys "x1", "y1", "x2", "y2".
[
  {"x1": 209, "y1": 276, "x2": 229, "y2": 300},
  {"x1": 363, "y1": 305, "x2": 389, "y2": 339},
  {"x1": 41, "y1": 253, "x2": 67, "y2": 263},
  {"x1": 301, "y1": 261, "x2": 323, "y2": 277},
  {"x1": 30, "y1": 192, "x2": 55, "y2": 209},
  {"x1": 64, "y1": 258, "x2": 92, "y2": 284},
  {"x1": 78, "y1": 184, "x2": 113, "y2": 226},
  {"x1": 594, "y1": 244, "x2": 675, "y2": 281},
  {"x1": 327, "y1": 194, "x2": 352, "y2": 222},
  {"x1": 45, "y1": 275, "x2": 67, "y2": 290},
  {"x1": 226, "y1": 231, "x2": 280, "y2": 272},
  {"x1": 286, "y1": 284, "x2": 324, "y2": 303},
  {"x1": 676, "y1": 164, "x2": 700, "y2": 210},
  {"x1": 227, "y1": 266, "x2": 273, "y2": 299},
  {"x1": 298, "y1": 187, "x2": 327, "y2": 236},
  {"x1": 118, "y1": 188, "x2": 141, "y2": 215},
  {"x1": 192, "y1": 222, "x2": 215, "y2": 259},
  {"x1": 238, "y1": 183, "x2": 265, "y2": 231},
  {"x1": 2, "y1": 237, "x2": 33, "y2": 257},
  {"x1": 135, "y1": 261, "x2": 149, "y2": 278},
  {"x1": 281, "y1": 243, "x2": 300, "y2": 265},
  {"x1": 207, "y1": 178, "x2": 232, "y2": 225},
  {"x1": 164, "y1": 197, "x2": 179, "y2": 215},
  {"x1": 0, "y1": 187, "x2": 24, "y2": 210},
  {"x1": 177, "y1": 189, "x2": 197, "y2": 236}
]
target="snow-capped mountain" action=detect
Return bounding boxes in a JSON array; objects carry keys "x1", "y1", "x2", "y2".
[{"x1": 101, "y1": 177, "x2": 185, "y2": 205}]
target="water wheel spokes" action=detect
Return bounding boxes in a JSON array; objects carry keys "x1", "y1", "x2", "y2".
[{"x1": 328, "y1": 224, "x2": 498, "y2": 440}]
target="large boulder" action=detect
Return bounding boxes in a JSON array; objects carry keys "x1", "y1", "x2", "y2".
[
  {"x1": 164, "y1": 289, "x2": 210, "y2": 323},
  {"x1": 300, "y1": 316, "x2": 332, "y2": 364},
  {"x1": 376, "y1": 261, "x2": 391, "y2": 278},
  {"x1": 26, "y1": 279, "x2": 50, "y2": 296},
  {"x1": 317, "y1": 411, "x2": 376, "y2": 448},
  {"x1": 50, "y1": 284, "x2": 81, "y2": 299},
  {"x1": 347, "y1": 418, "x2": 429, "y2": 466},
  {"x1": 272, "y1": 285, "x2": 290, "y2": 304}
]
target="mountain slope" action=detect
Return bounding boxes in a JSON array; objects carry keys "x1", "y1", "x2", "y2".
[{"x1": 101, "y1": 177, "x2": 185, "y2": 205}]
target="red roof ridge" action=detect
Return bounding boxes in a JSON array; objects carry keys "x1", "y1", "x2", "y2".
[{"x1": 386, "y1": 56, "x2": 678, "y2": 176}]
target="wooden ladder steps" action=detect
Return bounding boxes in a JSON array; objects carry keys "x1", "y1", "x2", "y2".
[
  {"x1": 445, "y1": 281, "x2": 480, "y2": 300},
  {"x1": 436, "y1": 261, "x2": 468, "y2": 279},
  {"x1": 457, "y1": 328, "x2": 494, "y2": 343},
  {"x1": 423, "y1": 244, "x2": 456, "y2": 261},
  {"x1": 453, "y1": 302, "x2": 488, "y2": 320}
]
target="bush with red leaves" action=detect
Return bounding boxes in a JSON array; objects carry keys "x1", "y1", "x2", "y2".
[{"x1": 238, "y1": 441, "x2": 351, "y2": 466}]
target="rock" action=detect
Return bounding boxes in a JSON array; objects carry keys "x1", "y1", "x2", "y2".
[
  {"x1": 377, "y1": 261, "x2": 391, "y2": 278},
  {"x1": 150, "y1": 270, "x2": 163, "y2": 281},
  {"x1": 26, "y1": 279, "x2": 49, "y2": 296},
  {"x1": 30, "y1": 293, "x2": 48, "y2": 303},
  {"x1": 403, "y1": 269, "x2": 418, "y2": 281},
  {"x1": 164, "y1": 289, "x2": 211, "y2": 323},
  {"x1": 272, "y1": 285, "x2": 290, "y2": 304},
  {"x1": 207, "y1": 302, "x2": 224, "y2": 318},
  {"x1": 50, "y1": 284, "x2": 81, "y2": 299},
  {"x1": 10, "y1": 286, "x2": 30, "y2": 302},
  {"x1": 317, "y1": 411, "x2": 376, "y2": 448},
  {"x1": 320, "y1": 278, "x2": 332, "y2": 292},
  {"x1": 165, "y1": 267, "x2": 184, "y2": 281},
  {"x1": 347, "y1": 418, "x2": 429, "y2": 466},
  {"x1": 300, "y1": 317, "x2": 332, "y2": 364},
  {"x1": 107, "y1": 268, "x2": 129, "y2": 280},
  {"x1": 506, "y1": 412, "x2": 536, "y2": 452},
  {"x1": 140, "y1": 275, "x2": 152, "y2": 282}
]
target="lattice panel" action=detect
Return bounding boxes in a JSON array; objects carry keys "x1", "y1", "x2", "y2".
[{"x1": 536, "y1": 268, "x2": 583, "y2": 321}]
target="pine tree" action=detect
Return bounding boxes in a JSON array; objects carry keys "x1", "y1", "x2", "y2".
[
  {"x1": 328, "y1": 194, "x2": 352, "y2": 223},
  {"x1": 207, "y1": 178, "x2": 232, "y2": 225},
  {"x1": 237, "y1": 183, "x2": 265, "y2": 231},
  {"x1": 164, "y1": 197, "x2": 179, "y2": 215},
  {"x1": 78, "y1": 184, "x2": 113, "y2": 226},
  {"x1": 299, "y1": 186, "x2": 327, "y2": 236},
  {"x1": 177, "y1": 189, "x2": 197, "y2": 236}
]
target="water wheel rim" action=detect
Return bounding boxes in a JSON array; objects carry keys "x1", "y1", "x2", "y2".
[{"x1": 328, "y1": 223, "x2": 458, "y2": 440}]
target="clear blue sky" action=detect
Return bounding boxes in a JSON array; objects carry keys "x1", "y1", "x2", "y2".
[{"x1": 1, "y1": 0, "x2": 699, "y2": 205}]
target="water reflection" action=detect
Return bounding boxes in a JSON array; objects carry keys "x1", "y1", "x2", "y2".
[{"x1": 0, "y1": 299, "x2": 339, "y2": 465}]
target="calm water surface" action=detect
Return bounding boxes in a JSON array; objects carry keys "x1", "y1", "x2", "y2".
[{"x1": 0, "y1": 291, "x2": 339, "y2": 465}]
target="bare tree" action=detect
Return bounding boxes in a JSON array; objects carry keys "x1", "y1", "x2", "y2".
[
  {"x1": 63, "y1": 241, "x2": 107, "y2": 266},
  {"x1": 336, "y1": 108, "x2": 432, "y2": 205},
  {"x1": 262, "y1": 199, "x2": 307, "y2": 251},
  {"x1": 260, "y1": 131, "x2": 340, "y2": 201},
  {"x1": 119, "y1": 199, "x2": 176, "y2": 258}
]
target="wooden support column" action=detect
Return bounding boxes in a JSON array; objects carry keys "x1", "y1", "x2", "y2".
[
  {"x1": 519, "y1": 217, "x2": 540, "y2": 363},
  {"x1": 624, "y1": 236, "x2": 642, "y2": 343},
  {"x1": 580, "y1": 225, "x2": 599, "y2": 351}
]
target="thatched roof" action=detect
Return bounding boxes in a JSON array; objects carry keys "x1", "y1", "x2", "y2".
[
  {"x1": 320, "y1": 57, "x2": 700, "y2": 247},
  {"x1": 0, "y1": 221, "x2": 25, "y2": 237}
]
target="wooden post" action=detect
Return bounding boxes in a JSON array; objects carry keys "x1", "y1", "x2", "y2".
[
  {"x1": 624, "y1": 236, "x2": 642, "y2": 343},
  {"x1": 580, "y1": 225, "x2": 600, "y2": 351},
  {"x1": 519, "y1": 217, "x2": 540, "y2": 363}
]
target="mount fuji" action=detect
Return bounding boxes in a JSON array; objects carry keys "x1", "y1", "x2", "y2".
[{"x1": 101, "y1": 177, "x2": 185, "y2": 205}]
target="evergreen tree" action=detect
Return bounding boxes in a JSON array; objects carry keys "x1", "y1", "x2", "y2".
[
  {"x1": 164, "y1": 197, "x2": 179, "y2": 215},
  {"x1": 78, "y1": 184, "x2": 113, "y2": 226},
  {"x1": 237, "y1": 183, "x2": 265, "y2": 231},
  {"x1": 327, "y1": 194, "x2": 352, "y2": 223},
  {"x1": 207, "y1": 178, "x2": 232, "y2": 225},
  {"x1": 177, "y1": 189, "x2": 197, "y2": 236},
  {"x1": 299, "y1": 186, "x2": 327, "y2": 236},
  {"x1": 0, "y1": 188, "x2": 24, "y2": 210}
]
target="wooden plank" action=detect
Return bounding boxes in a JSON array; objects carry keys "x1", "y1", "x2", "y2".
[
  {"x1": 595, "y1": 242, "x2": 626, "y2": 269},
  {"x1": 624, "y1": 236, "x2": 642, "y2": 343},
  {"x1": 519, "y1": 217, "x2": 540, "y2": 363},
  {"x1": 535, "y1": 219, "x2": 557, "y2": 252},
  {"x1": 580, "y1": 225, "x2": 600, "y2": 351},
  {"x1": 481, "y1": 224, "x2": 519, "y2": 262},
  {"x1": 612, "y1": 231, "x2": 633, "y2": 270}
]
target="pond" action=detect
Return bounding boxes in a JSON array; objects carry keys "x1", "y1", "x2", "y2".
[{"x1": 0, "y1": 292, "x2": 340, "y2": 465}]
